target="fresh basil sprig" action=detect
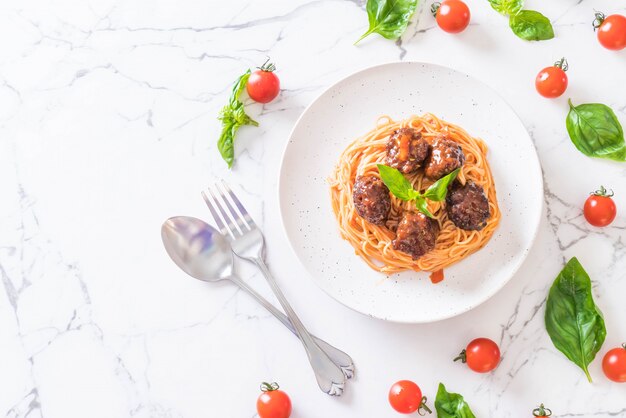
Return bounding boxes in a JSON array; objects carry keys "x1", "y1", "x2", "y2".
[
  {"x1": 355, "y1": 0, "x2": 418, "y2": 45},
  {"x1": 486, "y1": 0, "x2": 554, "y2": 42},
  {"x1": 377, "y1": 164, "x2": 459, "y2": 218},
  {"x1": 509, "y1": 10, "x2": 554, "y2": 41},
  {"x1": 217, "y1": 70, "x2": 259, "y2": 168},
  {"x1": 423, "y1": 171, "x2": 461, "y2": 201},
  {"x1": 545, "y1": 257, "x2": 607, "y2": 382},
  {"x1": 488, "y1": 0, "x2": 523, "y2": 16},
  {"x1": 434, "y1": 383, "x2": 476, "y2": 418},
  {"x1": 566, "y1": 99, "x2": 626, "y2": 162}
]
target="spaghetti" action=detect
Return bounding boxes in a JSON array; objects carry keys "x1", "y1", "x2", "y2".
[{"x1": 329, "y1": 114, "x2": 501, "y2": 273}]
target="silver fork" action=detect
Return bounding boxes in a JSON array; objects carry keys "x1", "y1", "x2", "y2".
[{"x1": 202, "y1": 181, "x2": 347, "y2": 396}]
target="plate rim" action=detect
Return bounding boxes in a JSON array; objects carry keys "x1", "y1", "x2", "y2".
[{"x1": 277, "y1": 60, "x2": 544, "y2": 323}]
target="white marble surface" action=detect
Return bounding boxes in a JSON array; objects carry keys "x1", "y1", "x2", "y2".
[{"x1": 1, "y1": 0, "x2": 625, "y2": 417}]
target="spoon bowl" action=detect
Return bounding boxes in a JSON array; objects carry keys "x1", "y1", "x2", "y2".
[
  {"x1": 161, "y1": 216, "x2": 233, "y2": 282},
  {"x1": 161, "y1": 214, "x2": 355, "y2": 380}
]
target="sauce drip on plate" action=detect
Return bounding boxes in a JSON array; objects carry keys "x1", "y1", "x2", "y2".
[{"x1": 429, "y1": 269, "x2": 445, "y2": 284}]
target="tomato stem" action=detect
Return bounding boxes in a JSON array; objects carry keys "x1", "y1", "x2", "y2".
[
  {"x1": 532, "y1": 403, "x2": 552, "y2": 417},
  {"x1": 260, "y1": 382, "x2": 280, "y2": 392},
  {"x1": 258, "y1": 57, "x2": 276, "y2": 72},
  {"x1": 430, "y1": 2, "x2": 441, "y2": 17},
  {"x1": 592, "y1": 11, "x2": 605, "y2": 31},
  {"x1": 553, "y1": 57, "x2": 568, "y2": 71},
  {"x1": 591, "y1": 185, "x2": 614, "y2": 197},
  {"x1": 418, "y1": 396, "x2": 432, "y2": 415},
  {"x1": 453, "y1": 349, "x2": 467, "y2": 363}
]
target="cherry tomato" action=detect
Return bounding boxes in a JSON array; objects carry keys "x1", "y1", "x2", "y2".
[
  {"x1": 532, "y1": 403, "x2": 552, "y2": 417},
  {"x1": 602, "y1": 343, "x2": 626, "y2": 382},
  {"x1": 257, "y1": 382, "x2": 291, "y2": 418},
  {"x1": 388, "y1": 380, "x2": 431, "y2": 414},
  {"x1": 593, "y1": 12, "x2": 626, "y2": 51},
  {"x1": 454, "y1": 337, "x2": 501, "y2": 373},
  {"x1": 535, "y1": 58, "x2": 568, "y2": 98},
  {"x1": 584, "y1": 186, "x2": 617, "y2": 227},
  {"x1": 246, "y1": 58, "x2": 280, "y2": 104},
  {"x1": 432, "y1": 0, "x2": 471, "y2": 34}
]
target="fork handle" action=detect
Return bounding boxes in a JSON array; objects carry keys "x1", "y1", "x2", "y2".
[
  {"x1": 230, "y1": 275, "x2": 354, "y2": 379},
  {"x1": 253, "y1": 258, "x2": 346, "y2": 396}
]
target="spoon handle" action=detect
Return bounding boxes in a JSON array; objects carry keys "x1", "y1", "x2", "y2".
[
  {"x1": 253, "y1": 258, "x2": 346, "y2": 396},
  {"x1": 230, "y1": 275, "x2": 354, "y2": 379}
]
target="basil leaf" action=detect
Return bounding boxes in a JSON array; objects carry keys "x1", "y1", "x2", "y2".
[
  {"x1": 509, "y1": 10, "x2": 554, "y2": 41},
  {"x1": 217, "y1": 70, "x2": 258, "y2": 168},
  {"x1": 355, "y1": 0, "x2": 418, "y2": 44},
  {"x1": 377, "y1": 164, "x2": 418, "y2": 201},
  {"x1": 566, "y1": 100, "x2": 626, "y2": 162},
  {"x1": 229, "y1": 69, "x2": 250, "y2": 106},
  {"x1": 415, "y1": 196, "x2": 434, "y2": 218},
  {"x1": 545, "y1": 257, "x2": 607, "y2": 382},
  {"x1": 488, "y1": 0, "x2": 523, "y2": 16},
  {"x1": 434, "y1": 383, "x2": 476, "y2": 418},
  {"x1": 376, "y1": 164, "x2": 457, "y2": 217},
  {"x1": 422, "y1": 168, "x2": 460, "y2": 202}
]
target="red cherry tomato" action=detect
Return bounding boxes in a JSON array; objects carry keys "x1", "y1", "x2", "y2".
[
  {"x1": 256, "y1": 382, "x2": 292, "y2": 418},
  {"x1": 602, "y1": 344, "x2": 626, "y2": 382},
  {"x1": 247, "y1": 59, "x2": 280, "y2": 104},
  {"x1": 455, "y1": 337, "x2": 501, "y2": 373},
  {"x1": 432, "y1": 0, "x2": 471, "y2": 33},
  {"x1": 388, "y1": 380, "x2": 431, "y2": 414},
  {"x1": 535, "y1": 58, "x2": 568, "y2": 98},
  {"x1": 593, "y1": 12, "x2": 626, "y2": 51},
  {"x1": 584, "y1": 186, "x2": 617, "y2": 227},
  {"x1": 532, "y1": 403, "x2": 553, "y2": 417}
]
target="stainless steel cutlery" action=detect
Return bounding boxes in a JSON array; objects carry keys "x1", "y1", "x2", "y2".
[
  {"x1": 201, "y1": 181, "x2": 348, "y2": 396},
  {"x1": 161, "y1": 181, "x2": 354, "y2": 396}
]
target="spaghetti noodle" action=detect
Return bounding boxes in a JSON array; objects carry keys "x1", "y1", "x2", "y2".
[{"x1": 329, "y1": 114, "x2": 501, "y2": 273}]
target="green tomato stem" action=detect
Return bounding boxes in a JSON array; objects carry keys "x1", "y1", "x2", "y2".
[
  {"x1": 592, "y1": 185, "x2": 614, "y2": 197},
  {"x1": 418, "y1": 396, "x2": 432, "y2": 415},
  {"x1": 553, "y1": 57, "x2": 568, "y2": 71},
  {"x1": 532, "y1": 403, "x2": 552, "y2": 417},
  {"x1": 260, "y1": 382, "x2": 279, "y2": 392},
  {"x1": 430, "y1": 2, "x2": 441, "y2": 17},
  {"x1": 258, "y1": 57, "x2": 276, "y2": 72},
  {"x1": 453, "y1": 349, "x2": 467, "y2": 363},
  {"x1": 592, "y1": 11, "x2": 605, "y2": 31}
]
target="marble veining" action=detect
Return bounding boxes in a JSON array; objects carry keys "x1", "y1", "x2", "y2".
[{"x1": 1, "y1": 0, "x2": 625, "y2": 417}]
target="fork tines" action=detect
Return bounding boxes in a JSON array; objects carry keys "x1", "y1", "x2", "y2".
[{"x1": 201, "y1": 181, "x2": 256, "y2": 238}]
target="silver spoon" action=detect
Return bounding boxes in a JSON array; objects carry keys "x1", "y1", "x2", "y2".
[{"x1": 161, "y1": 216, "x2": 354, "y2": 379}]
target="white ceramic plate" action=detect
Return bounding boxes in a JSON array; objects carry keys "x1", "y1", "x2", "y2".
[{"x1": 278, "y1": 62, "x2": 543, "y2": 323}]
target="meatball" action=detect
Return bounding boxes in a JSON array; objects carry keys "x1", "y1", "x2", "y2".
[
  {"x1": 385, "y1": 127, "x2": 430, "y2": 174},
  {"x1": 424, "y1": 137, "x2": 465, "y2": 180},
  {"x1": 446, "y1": 181, "x2": 490, "y2": 230},
  {"x1": 392, "y1": 211, "x2": 439, "y2": 260},
  {"x1": 353, "y1": 175, "x2": 391, "y2": 225}
]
